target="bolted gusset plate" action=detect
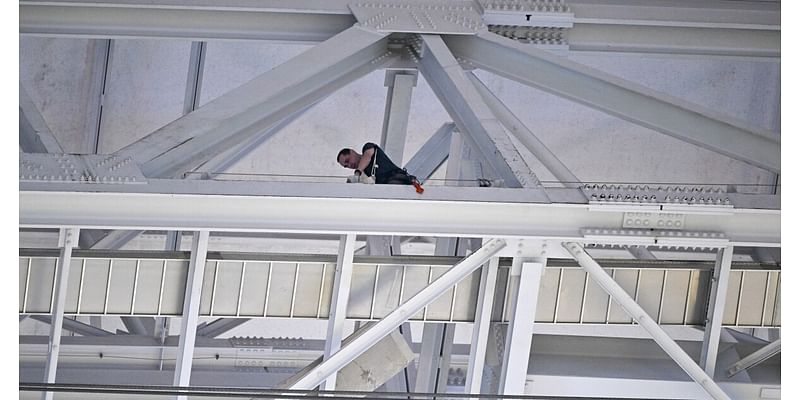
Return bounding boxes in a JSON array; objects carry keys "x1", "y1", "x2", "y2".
[
  {"x1": 349, "y1": 0, "x2": 485, "y2": 34},
  {"x1": 622, "y1": 211, "x2": 686, "y2": 230},
  {"x1": 581, "y1": 228, "x2": 728, "y2": 249},
  {"x1": 19, "y1": 153, "x2": 146, "y2": 184},
  {"x1": 581, "y1": 184, "x2": 732, "y2": 206},
  {"x1": 481, "y1": 0, "x2": 574, "y2": 28}
]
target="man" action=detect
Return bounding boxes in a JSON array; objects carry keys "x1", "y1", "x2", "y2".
[{"x1": 337, "y1": 142, "x2": 423, "y2": 190}]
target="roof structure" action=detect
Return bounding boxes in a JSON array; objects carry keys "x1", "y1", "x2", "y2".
[{"x1": 19, "y1": 1, "x2": 781, "y2": 399}]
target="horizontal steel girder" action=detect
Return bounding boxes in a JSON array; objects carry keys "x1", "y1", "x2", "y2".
[
  {"x1": 444, "y1": 32, "x2": 780, "y2": 173},
  {"x1": 21, "y1": 1, "x2": 779, "y2": 60},
  {"x1": 20, "y1": 2, "x2": 354, "y2": 42},
  {"x1": 19, "y1": 179, "x2": 779, "y2": 246}
]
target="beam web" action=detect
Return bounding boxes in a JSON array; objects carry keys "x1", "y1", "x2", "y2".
[
  {"x1": 380, "y1": 70, "x2": 417, "y2": 163},
  {"x1": 701, "y1": 246, "x2": 734, "y2": 377}
]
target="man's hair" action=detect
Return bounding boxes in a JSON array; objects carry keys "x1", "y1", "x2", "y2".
[{"x1": 336, "y1": 148, "x2": 352, "y2": 163}]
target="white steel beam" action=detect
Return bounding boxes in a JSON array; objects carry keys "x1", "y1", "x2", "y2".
[
  {"x1": 402, "y1": 122, "x2": 455, "y2": 183},
  {"x1": 156, "y1": 40, "x2": 203, "y2": 253},
  {"x1": 19, "y1": 180, "x2": 780, "y2": 246},
  {"x1": 467, "y1": 72, "x2": 580, "y2": 187},
  {"x1": 567, "y1": 0, "x2": 779, "y2": 29},
  {"x1": 87, "y1": 81, "x2": 317, "y2": 251},
  {"x1": 88, "y1": 230, "x2": 140, "y2": 250},
  {"x1": 84, "y1": 39, "x2": 112, "y2": 154},
  {"x1": 42, "y1": 228, "x2": 79, "y2": 400},
  {"x1": 726, "y1": 339, "x2": 781, "y2": 378},
  {"x1": 526, "y1": 374, "x2": 778, "y2": 400},
  {"x1": 195, "y1": 318, "x2": 249, "y2": 338},
  {"x1": 627, "y1": 245, "x2": 658, "y2": 260},
  {"x1": 700, "y1": 246, "x2": 735, "y2": 377},
  {"x1": 499, "y1": 259, "x2": 544, "y2": 395},
  {"x1": 172, "y1": 231, "x2": 209, "y2": 394},
  {"x1": 465, "y1": 257, "x2": 499, "y2": 394},
  {"x1": 419, "y1": 34, "x2": 542, "y2": 188},
  {"x1": 19, "y1": 82, "x2": 64, "y2": 154},
  {"x1": 445, "y1": 32, "x2": 780, "y2": 173},
  {"x1": 115, "y1": 26, "x2": 392, "y2": 178},
  {"x1": 380, "y1": 70, "x2": 418, "y2": 163},
  {"x1": 120, "y1": 317, "x2": 149, "y2": 336},
  {"x1": 29, "y1": 316, "x2": 114, "y2": 337},
  {"x1": 563, "y1": 242, "x2": 731, "y2": 400},
  {"x1": 415, "y1": 323, "x2": 448, "y2": 393},
  {"x1": 565, "y1": 0, "x2": 779, "y2": 58},
  {"x1": 566, "y1": 24, "x2": 779, "y2": 59},
  {"x1": 192, "y1": 100, "x2": 319, "y2": 180},
  {"x1": 322, "y1": 234, "x2": 356, "y2": 390},
  {"x1": 183, "y1": 41, "x2": 206, "y2": 115},
  {"x1": 20, "y1": 2, "x2": 354, "y2": 43},
  {"x1": 289, "y1": 238, "x2": 507, "y2": 390},
  {"x1": 445, "y1": 130, "x2": 465, "y2": 186}
]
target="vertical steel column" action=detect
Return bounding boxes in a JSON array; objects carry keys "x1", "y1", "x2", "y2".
[
  {"x1": 415, "y1": 323, "x2": 448, "y2": 393},
  {"x1": 322, "y1": 234, "x2": 356, "y2": 390},
  {"x1": 465, "y1": 257, "x2": 499, "y2": 393},
  {"x1": 42, "y1": 228, "x2": 79, "y2": 400},
  {"x1": 563, "y1": 242, "x2": 731, "y2": 400},
  {"x1": 446, "y1": 130, "x2": 464, "y2": 186},
  {"x1": 499, "y1": 259, "x2": 545, "y2": 395},
  {"x1": 290, "y1": 239, "x2": 507, "y2": 390},
  {"x1": 85, "y1": 39, "x2": 112, "y2": 154},
  {"x1": 416, "y1": 233, "x2": 463, "y2": 393},
  {"x1": 173, "y1": 230, "x2": 210, "y2": 399},
  {"x1": 183, "y1": 41, "x2": 206, "y2": 115},
  {"x1": 701, "y1": 246, "x2": 735, "y2": 377},
  {"x1": 380, "y1": 70, "x2": 417, "y2": 163}
]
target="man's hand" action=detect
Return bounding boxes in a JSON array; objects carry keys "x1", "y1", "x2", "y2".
[{"x1": 359, "y1": 174, "x2": 375, "y2": 184}]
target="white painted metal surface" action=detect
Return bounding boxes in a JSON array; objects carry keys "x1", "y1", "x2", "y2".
[
  {"x1": 41, "y1": 228, "x2": 79, "y2": 400},
  {"x1": 701, "y1": 246, "x2": 734, "y2": 377},
  {"x1": 499, "y1": 260, "x2": 544, "y2": 394},
  {"x1": 464, "y1": 257, "x2": 498, "y2": 393},
  {"x1": 445, "y1": 32, "x2": 780, "y2": 172},
  {"x1": 564, "y1": 242, "x2": 731, "y2": 400},
  {"x1": 18, "y1": 181, "x2": 780, "y2": 246},
  {"x1": 420, "y1": 34, "x2": 540, "y2": 188},
  {"x1": 18, "y1": 0, "x2": 781, "y2": 397},
  {"x1": 290, "y1": 239, "x2": 507, "y2": 389},
  {"x1": 322, "y1": 234, "x2": 356, "y2": 390},
  {"x1": 172, "y1": 231, "x2": 209, "y2": 392}
]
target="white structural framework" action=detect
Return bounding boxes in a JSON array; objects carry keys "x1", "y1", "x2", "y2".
[{"x1": 19, "y1": 1, "x2": 780, "y2": 400}]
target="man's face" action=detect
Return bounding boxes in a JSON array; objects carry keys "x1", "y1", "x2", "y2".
[{"x1": 338, "y1": 151, "x2": 359, "y2": 169}]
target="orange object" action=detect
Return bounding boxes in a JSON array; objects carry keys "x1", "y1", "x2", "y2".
[{"x1": 413, "y1": 181, "x2": 424, "y2": 194}]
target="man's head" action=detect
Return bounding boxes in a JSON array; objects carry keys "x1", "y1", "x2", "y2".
[{"x1": 337, "y1": 148, "x2": 361, "y2": 169}]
